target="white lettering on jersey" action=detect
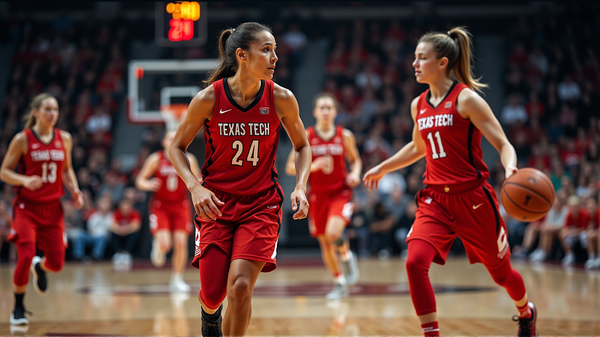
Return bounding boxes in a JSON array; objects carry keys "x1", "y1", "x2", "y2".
[
  {"x1": 311, "y1": 144, "x2": 343, "y2": 156},
  {"x1": 417, "y1": 114, "x2": 454, "y2": 131},
  {"x1": 31, "y1": 150, "x2": 64, "y2": 162},
  {"x1": 218, "y1": 122, "x2": 270, "y2": 136}
]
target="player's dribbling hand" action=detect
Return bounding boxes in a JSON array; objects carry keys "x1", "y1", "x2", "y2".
[
  {"x1": 505, "y1": 165, "x2": 518, "y2": 179},
  {"x1": 191, "y1": 185, "x2": 224, "y2": 221},
  {"x1": 362, "y1": 165, "x2": 385, "y2": 191},
  {"x1": 72, "y1": 190, "x2": 84, "y2": 209},
  {"x1": 149, "y1": 178, "x2": 162, "y2": 191},
  {"x1": 24, "y1": 175, "x2": 43, "y2": 191},
  {"x1": 290, "y1": 188, "x2": 309, "y2": 220}
]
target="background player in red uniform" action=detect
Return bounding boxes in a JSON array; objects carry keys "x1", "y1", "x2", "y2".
[
  {"x1": 0, "y1": 93, "x2": 83, "y2": 325},
  {"x1": 363, "y1": 27, "x2": 537, "y2": 337},
  {"x1": 136, "y1": 130, "x2": 202, "y2": 291},
  {"x1": 285, "y1": 93, "x2": 361, "y2": 300},
  {"x1": 169, "y1": 22, "x2": 310, "y2": 337}
]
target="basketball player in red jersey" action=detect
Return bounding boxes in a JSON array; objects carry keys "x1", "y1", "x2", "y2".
[
  {"x1": 0, "y1": 93, "x2": 83, "y2": 325},
  {"x1": 285, "y1": 93, "x2": 361, "y2": 300},
  {"x1": 363, "y1": 27, "x2": 537, "y2": 337},
  {"x1": 136, "y1": 130, "x2": 202, "y2": 291},
  {"x1": 169, "y1": 22, "x2": 310, "y2": 337}
]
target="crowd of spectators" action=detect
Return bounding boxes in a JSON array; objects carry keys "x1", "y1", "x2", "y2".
[{"x1": 1, "y1": 3, "x2": 599, "y2": 269}]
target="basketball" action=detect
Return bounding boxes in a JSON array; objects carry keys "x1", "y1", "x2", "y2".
[{"x1": 501, "y1": 168, "x2": 555, "y2": 222}]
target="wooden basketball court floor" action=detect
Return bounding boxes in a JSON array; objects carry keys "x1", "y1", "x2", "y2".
[{"x1": 0, "y1": 256, "x2": 599, "y2": 336}]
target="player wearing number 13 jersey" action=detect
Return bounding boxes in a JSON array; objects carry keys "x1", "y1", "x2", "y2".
[
  {"x1": 0, "y1": 93, "x2": 83, "y2": 326},
  {"x1": 168, "y1": 22, "x2": 310, "y2": 336},
  {"x1": 363, "y1": 27, "x2": 537, "y2": 337},
  {"x1": 135, "y1": 130, "x2": 201, "y2": 292}
]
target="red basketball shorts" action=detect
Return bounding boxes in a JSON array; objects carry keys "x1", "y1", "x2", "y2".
[
  {"x1": 149, "y1": 199, "x2": 193, "y2": 235},
  {"x1": 307, "y1": 187, "x2": 353, "y2": 238},
  {"x1": 9, "y1": 197, "x2": 67, "y2": 251},
  {"x1": 192, "y1": 183, "x2": 284, "y2": 273},
  {"x1": 407, "y1": 181, "x2": 510, "y2": 267}
]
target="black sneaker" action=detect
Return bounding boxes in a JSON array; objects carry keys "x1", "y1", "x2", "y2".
[
  {"x1": 30, "y1": 256, "x2": 47, "y2": 295},
  {"x1": 513, "y1": 302, "x2": 538, "y2": 336},
  {"x1": 10, "y1": 306, "x2": 31, "y2": 325},
  {"x1": 201, "y1": 305, "x2": 223, "y2": 337}
]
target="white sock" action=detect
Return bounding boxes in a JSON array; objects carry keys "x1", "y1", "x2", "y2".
[
  {"x1": 336, "y1": 273, "x2": 347, "y2": 285},
  {"x1": 340, "y1": 250, "x2": 352, "y2": 262}
]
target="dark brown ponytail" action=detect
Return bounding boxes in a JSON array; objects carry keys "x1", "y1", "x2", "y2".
[{"x1": 204, "y1": 22, "x2": 272, "y2": 85}]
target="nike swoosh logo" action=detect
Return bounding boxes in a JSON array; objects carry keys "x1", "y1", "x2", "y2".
[
  {"x1": 472, "y1": 203, "x2": 483, "y2": 209},
  {"x1": 420, "y1": 109, "x2": 427, "y2": 114},
  {"x1": 220, "y1": 109, "x2": 232, "y2": 114}
]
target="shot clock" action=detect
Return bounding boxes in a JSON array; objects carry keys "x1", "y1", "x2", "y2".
[{"x1": 155, "y1": 1, "x2": 207, "y2": 47}]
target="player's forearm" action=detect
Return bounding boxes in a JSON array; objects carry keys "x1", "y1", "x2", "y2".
[
  {"x1": 349, "y1": 157, "x2": 362, "y2": 178},
  {"x1": 0, "y1": 169, "x2": 27, "y2": 186},
  {"x1": 379, "y1": 141, "x2": 424, "y2": 173},
  {"x1": 294, "y1": 145, "x2": 311, "y2": 191},
  {"x1": 63, "y1": 169, "x2": 81, "y2": 195},
  {"x1": 135, "y1": 178, "x2": 153, "y2": 192},
  {"x1": 169, "y1": 145, "x2": 201, "y2": 191},
  {"x1": 499, "y1": 142, "x2": 518, "y2": 171}
]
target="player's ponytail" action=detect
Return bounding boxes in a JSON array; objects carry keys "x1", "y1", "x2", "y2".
[
  {"x1": 205, "y1": 22, "x2": 273, "y2": 85},
  {"x1": 419, "y1": 26, "x2": 487, "y2": 93},
  {"x1": 23, "y1": 93, "x2": 55, "y2": 129}
]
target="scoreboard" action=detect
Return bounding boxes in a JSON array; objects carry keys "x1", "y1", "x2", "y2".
[{"x1": 155, "y1": 1, "x2": 207, "y2": 47}]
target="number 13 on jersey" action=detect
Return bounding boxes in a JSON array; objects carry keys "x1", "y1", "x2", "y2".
[{"x1": 231, "y1": 140, "x2": 260, "y2": 166}]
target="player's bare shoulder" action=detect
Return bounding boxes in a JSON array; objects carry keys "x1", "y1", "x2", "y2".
[
  {"x1": 9, "y1": 131, "x2": 29, "y2": 153},
  {"x1": 189, "y1": 84, "x2": 216, "y2": 120},
  {"x1": 59, "y1": 129, "x2": 73, "y2": 146},
  {"x1": 410, "y1": 96, "x2": 420, "y2": 119},
  {"x1": 273, "y1": 83, "x2": 298, "y2": 118},
  {"x1": 456, "y1": 87, "x2": 487, "y2": 119}
]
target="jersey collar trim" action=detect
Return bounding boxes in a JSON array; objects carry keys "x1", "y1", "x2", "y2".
[
  {"x1": 425, "y1": 80, "x2": 458, "y2": 109},
  {"x1": 30, "y1": 127, "x2": 56, "y2": 146},
  {"x1": 223, "y1": 78, "x2": 265, "y2": 113}
]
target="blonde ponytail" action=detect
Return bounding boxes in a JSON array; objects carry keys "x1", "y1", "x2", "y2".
[{"x1": 23, "y1": 93, "x2": 55, "y2": 129}]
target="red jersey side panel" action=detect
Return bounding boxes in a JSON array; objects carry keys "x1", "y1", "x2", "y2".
[
  {"x1": 153, "y1": 151, "x2": 189, "y2": 203},
  {"x1": 416, "y1": 82, "x2": 490, "y2": 187},
  {"x1": 16, "y1": 128, "x2": 65, "y2": 202},
  {"x1": 307, "y1": 126, "x2": 347, "y2": 192},
  {"x1": 202, "y1": 78, "x2": 281, "y2": 195}
]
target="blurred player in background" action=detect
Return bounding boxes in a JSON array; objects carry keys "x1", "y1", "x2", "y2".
[
  {"x1": 169, "y1": 22, "x2": 311, "y2": 337},
  {"x1": 0, "y1": 93, "x2": 83, "y2": 325},
  {"x1": 363, "y1": 27, "x2": 537, "y2": 336},
  {"x1": 286, "y1": 92, "x2": 361, "y2": 300},
  {"x1": 136, "y1": 130, "x2": 201, "y2": 291}
]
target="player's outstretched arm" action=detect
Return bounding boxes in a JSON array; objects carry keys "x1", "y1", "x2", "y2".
[
  {"x1": 169, "y1": 86, "x2": 223, "y2": 221},
  {"x1": 60, "y1": 130, "x2": 84, "y2": 209},
  {"x1": 275, "y1": 84, "x2": 310, "y2": 220},
  {"x1": 0, "y1": 132, "x2": 43, "y2": 191},
  {"x1": 363, "y1": 97, "x2": 426, "y2": 190},
  {"x1": 458, "y1": 89, "x2": 517, "y2": 178}
]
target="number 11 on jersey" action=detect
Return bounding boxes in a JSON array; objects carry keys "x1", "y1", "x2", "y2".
[{"x1": 427, "y1": 131, "x2": 446, "y2": 159}]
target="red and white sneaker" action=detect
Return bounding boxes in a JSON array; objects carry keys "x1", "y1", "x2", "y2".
[{"x1": 513, "y1": 302, "x2": 538, "y2": 336}]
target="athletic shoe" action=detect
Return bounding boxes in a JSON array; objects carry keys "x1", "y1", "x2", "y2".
[
  {"x1": 585, "y1": 259, "x2": 596, "y2": 269},
  {"x1": 562, "y1": 252, "x2": 575, "y2": 266},
  {"x1": 342, "y1": 252, "x2": 360, "y2": 286},
  {"x1": 528, "y1": 249, "x2": 546, "y2": 263},
  {"x1": 594, "y1": 257, "x2": 600, "y2": 268},
  {"x1": 10, "y1": 306, "x2": 31, "y2": 325},
  {"x1": 169, "y1": 275, "x2": 191, "y2": 292},
  {"x1": 30, "y1": 256, "x2": 47, "y2": 295},
  {"x1": 201, "y1": 305, "x2": 223, "y2": 337},
  {"x1": 513, "y1": 302, "x2": 538, "y2": 337},
  {"x1": 151, "y1": 240, "x2": 166, "y2": 268},
  {"x1": 325, "y1": 282, "x2": 349, "y2": 300}
]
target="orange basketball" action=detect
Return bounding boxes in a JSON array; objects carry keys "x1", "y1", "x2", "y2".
[{"x1": 501, "y1": 168, "x2": 555, "y2": 222}]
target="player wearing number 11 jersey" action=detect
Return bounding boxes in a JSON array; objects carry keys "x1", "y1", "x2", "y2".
[
  {"x1": 168, "y1": 22, "x2": 310, "y2": 336},
  {"x1": 363, "y1": 27, "x2": 537, "y2": 337},
  {"x1": 136, "y1": 130, "x2": 201, "y2": 292},
  {"x1": 1, "y1": 93, "x2": 83, "y2": 326}
]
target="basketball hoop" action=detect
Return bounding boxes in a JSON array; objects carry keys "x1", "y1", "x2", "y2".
[{"x1": 160, "y1": 104, "x2": 188, "y2": 131}]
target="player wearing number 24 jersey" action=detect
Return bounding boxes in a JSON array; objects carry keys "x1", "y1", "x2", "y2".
[
  {"x1": 168, "y1": 22, "x2": 310, "y2": 336},
  {"x1": 135, "y1": 130, "x2": 202, "y2": 292},
  {"x1": 363, "y1": 27, "x2": 537, "y2": 337}
]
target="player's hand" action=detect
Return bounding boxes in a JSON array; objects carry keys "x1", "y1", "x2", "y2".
[
  {"x1": 311, "y1": 156, "x2": 332, "y2": 173},
  {"x1": 346, "y1": 172, "x2": 361, "y2": 188},
  {"x1": 505, "y1": 165, "x2": 518, "y2": 179},
  {"x1": 190, "y1": 185, "x2": 224, "y2": 221},
  {"x1": 24, "y1": 175, "x2": 43, "y2": 191},
  {"x1": 72, "y1": 190, "x2": 84, "y2": 209},
  {"x1": 363, "y1": 165, "x2": 386, "y2": 191},
  {"x1": 149, "y1": 178, "x2": 162, "y2": 191},
  {"x1": 290, "y1": 188, "x2": 309, "y2": 220}
]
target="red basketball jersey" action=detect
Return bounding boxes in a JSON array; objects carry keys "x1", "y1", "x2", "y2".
[
  {"x1": 202, "y1": 78, "x2": 281, "y2": 195},
  {"x1": 307, "y1": 126, "x2": 347, "y2": 192},
  {"x1": 16, "y1": 128, "x2": 65, "y2": 202},
  {"x1": 416, "y1": 82, "x2": 490, "y2": 187},
  {"x1": 153, "y1": 151, "x2": 189, "y2": 203}
]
